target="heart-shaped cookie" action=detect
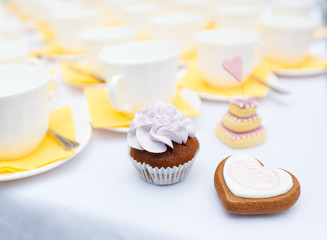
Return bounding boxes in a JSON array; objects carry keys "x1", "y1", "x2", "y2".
[{"x1": 214, "y1": 154, "x2": 301, "y2": 215}]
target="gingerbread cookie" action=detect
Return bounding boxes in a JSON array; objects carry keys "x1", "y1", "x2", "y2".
[
  {"x1": 216, "y1": 98, "x2": 266, "y2": 149},
  {"x1": 214, "y1": 154, "x2": 300, "y2": 215}
]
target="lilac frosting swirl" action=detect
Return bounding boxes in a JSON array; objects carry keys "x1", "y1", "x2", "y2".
[{"x1": 127, "y1": 101, "x2": 197, "y2": 153}]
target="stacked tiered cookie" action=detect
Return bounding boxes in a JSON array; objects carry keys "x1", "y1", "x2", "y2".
[{"x1": 216, "y1": 98, "x2": 266, "y2": 149}]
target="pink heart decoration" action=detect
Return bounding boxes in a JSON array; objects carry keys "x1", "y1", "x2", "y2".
[{"x1": 222, "y1": 56, "x2": 243, "y2": 82}]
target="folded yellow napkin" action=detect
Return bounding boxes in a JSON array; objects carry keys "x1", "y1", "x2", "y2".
[
  {"x1": 85, "y1": 88, "x2": 200, "y2": 128},
  {"x1": 6, "y1": 3, "x2": 18, "y2": 12},
  {"x1": 0, "y1": 106, "x2": 76, "y2": 174},
  {"x1": 263, "y1": 55, "x2": 327, "y2": 70},
  {"x1": 37, "y1": 23, "x2": 55, "y2": 41},
  {"x1": 59, "y1": 62, "x2": 102, "y2": 85},
  {"x1": 178, "y1": 61, "x2": 271, "y2": 97},
  {"x1": 43, "y1": 41, "x2": 83, "y2": 56}
]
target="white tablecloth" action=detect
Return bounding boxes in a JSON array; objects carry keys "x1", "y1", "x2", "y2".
[{"x1": 1, "y1": 5, "x2": 327, "y2": 240}]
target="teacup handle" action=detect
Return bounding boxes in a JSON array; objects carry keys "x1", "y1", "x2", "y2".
[
  {"x1": 254, "y1": 41, "x2": 265, "y2": 66},
  {"x1": 48, "y1": 77, "x2": 60, "y2": 113},
  {"x1": 107, "y1": 74, "x2": 131, "y2": 112}
]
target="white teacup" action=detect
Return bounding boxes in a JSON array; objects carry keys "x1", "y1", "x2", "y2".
[
  {"x1": 105, "y1": 0, "x2": 137, "y2": 24},
  {"x1": 0, "y1": 41, "x2": 29, "y2": 64},
  {"x1": 80, "y1": 26, "x2": 136, "y2": 78},
  {"x1": 272, "y1": 0, "x2": 314, "y2": 17},
  {"x1": 123, "y1": 3, "x2": 162, "y2": 37},
  {"x1": 99, "y1": 41, "x2": 180, "y2": 113},
  {"x1": 195, "y1": 29, "x2": 264, "y2": 88},
  {"x1": 176, "y1": 0, "x2": 215, "y2": 25},
  {"x1": 262, "y1": 16, "x2": 316, "y2": 65},
  {"x1": 150, "y1": 13, "x2": 202, "y2": 58},
  {"x1": 214, "y1": 5, "x2": 260, "y2": 32},
  {"x1": 50, "y1": 9, "x2": 100, "y2": 51},
  {"x1": 0, "y1": 64, "x2": 58, "y2": 160}
]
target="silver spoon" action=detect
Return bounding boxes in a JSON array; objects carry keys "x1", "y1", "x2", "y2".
[
  {"x1": 48, "y1": 129, "x2": 80, "y2": 150},
  {"x1": 251, "y1": 74, "x2": 290, "y2": 95}
]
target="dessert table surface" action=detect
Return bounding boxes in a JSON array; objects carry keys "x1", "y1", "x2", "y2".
[
  {"x1": 1, "y1": 5, "x2": 327, "y2": 240},
  {"x1": 1, "y1": 50, "x2": 326, "y2": 240}
]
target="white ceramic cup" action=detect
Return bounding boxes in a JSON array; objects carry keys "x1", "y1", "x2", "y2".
[
  {"x1": 195, "y1": 29, "x2": 264, "y2": 88},
  {"x1": 0, "y1": 64, "x2": 59, "y2": 160},
  {"x1": 50, "y1": 9, "x2": 100, "y2": 51},
  {"x1": 0, "y1": 41, "x2": 29, "y2": 64},
  {"x1": 80, "y1": 26, "x2": 136, "y2": 78},
  {"x1": 272, "y1": 0, "x2": 314, "y2": 17},
  {"x1": 150, "y1": 13, "x2": 202, "y2": 58},
  {"x1": 214, "y1": 5, "x2": 260, "y2": 32},
  {"x1": 105, "y1": 0, "x2": 137, "y2": 24},
  {"x1": 176, "y1": 0, "x2": 215, "y2": 25},
  {"x1": 123, "y1": 3, "x2": 162, "y2": 37},
  {"x1": 99, "y1": 41, "x2": 181, "y2": 113},
  {"x1": 262, "y1": 16, "x2": 316, "y2": 65}
]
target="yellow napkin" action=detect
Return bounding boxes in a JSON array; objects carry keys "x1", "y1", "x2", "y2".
[
  {"x1": 85, "y1": 88, "x2": 200, "y2": 128},
  {"x1": 37, "y1": 23, "x2": 55, "y2": 41},
  {"x1": 263, "y1": 55, "x2": 327, "y2": 71},
  {"x1": 59, "y1": 62, "x2": 103, "y2": 86},
  {"x1": 43, "y1": 41, "x2": 83, "y2": 56},
  {"x1": 0, "y1": 106, "x2": 76, "y2": 174},
  {"x1": 178, "y1": 60, "x2": 271, "y2": 97},
  {"x1": 6, "y1": 3, "x2": 18, "y2": 12},
  {"x1": 180, "y1": 49, "x2": 197, "y2": 61}
]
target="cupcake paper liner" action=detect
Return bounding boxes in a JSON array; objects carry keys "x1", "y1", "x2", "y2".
[{"x1": 129, "y1": 154, "x2": 195, "y2": 186}]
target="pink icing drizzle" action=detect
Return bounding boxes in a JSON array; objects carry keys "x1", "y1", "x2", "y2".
[
  {"x1": 231, "y1": 98, "x2": 257, "y2": 109},
  {"x1": 220, "y1": 123, "x2": 265, "y2": 139},
  {"x1": 228, "y1": 160, "x2": 280, "y2": 191},
  {"x1": 227, "y1": 112, "x2": 259, "y2": 122}
]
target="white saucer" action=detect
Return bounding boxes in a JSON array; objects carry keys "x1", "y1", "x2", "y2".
[
  {"x1": 45, "y1": 53, "x2": 85, "y2": 62},
  {"x1": 84, "y1": 88, "x2": 201, "y2": 133},
  {"x1": 273, "y1": 53, "x2": 327, "y2": 77},
  {"x1": 196, "y1": 73, "x2": 278, "y2": 102},
  {"x1": 274, "y1": 67, "x2": 327, "y2": 77},
  {"x1": 0, "y1": 112, "x2": 92, "y2": 181}
]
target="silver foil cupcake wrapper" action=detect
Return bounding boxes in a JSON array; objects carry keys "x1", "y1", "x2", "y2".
[{"x1": 130, "y1": 156, "x2": 195, "y2": 185}]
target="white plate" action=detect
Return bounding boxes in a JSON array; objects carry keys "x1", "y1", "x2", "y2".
[
  {"x1": 196, "y1": 73, "x2": 278, "y2": 102},
  {"x1": 0, "y1": 112, "x2": 92, "y2": 181},
  {"x1": 83, "y1": 88, "x2": 202, "y2": 133}
]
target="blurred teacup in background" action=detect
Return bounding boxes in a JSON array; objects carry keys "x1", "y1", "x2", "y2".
[
  {"x1": 176, "y1": 0, "x2": 216, "y2": 26},
  {"x1": 233, "y1": 0, "x2": 263, "y2": 7},
  {"x1": 80, "y1": 26, "x2": 136, "y2": 78},
  {"x1": 262, "y1": 16, "x2": 316, "y2": 65},
  {"x1": 99, "y1": 41, "x2": 180, "y2": 113},
  {"x1": 195, "y1": 29, "x2": 264, "y2": 88},
  {"x1": 104, "y1": 0, "x2": 137, "y2": 25},
  {"x1": 150, "y1": 13, "x2": 202, "y2": 59},
  {"x1": 50, "y1": 8, "x2": 100, "y2": 52},
  {"x1": 36, "y1": 0, "x2": 83, "y2": 26},
  {"x1": 0, "y1": 41, "x2": 29, "y2": 64},
  {"x1": 272, "y1": 0, "x2": 314, "y2": 17},
  {"x1": 123, "y1": 3, "x2": 162, "y2": 38},
  {"x1": 214, "y1": 5, "x2": 260, "y2": 32},
  {"x1": 0, "y1": 64, "x2": 58, "y2": 160}
]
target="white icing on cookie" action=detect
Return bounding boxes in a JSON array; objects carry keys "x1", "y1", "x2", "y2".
[{"x1": 223, "y1": 154, "x2": 293, "y2": 198}]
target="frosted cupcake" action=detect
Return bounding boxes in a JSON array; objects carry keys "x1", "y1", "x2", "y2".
[{"x1": 128, "y1": 101, "x2": 199, "y2": 185}]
